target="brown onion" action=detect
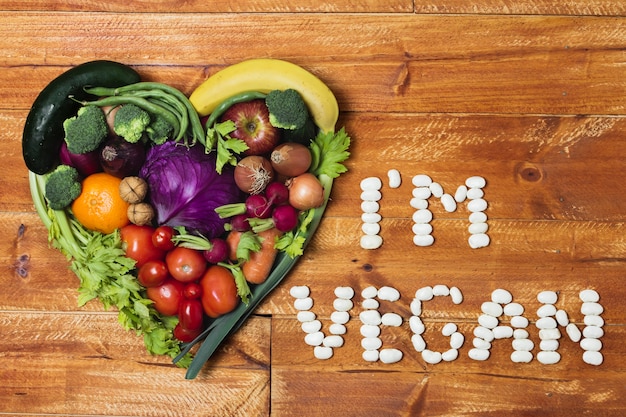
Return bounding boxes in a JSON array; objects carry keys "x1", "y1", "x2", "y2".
[
  {"x1": 270, "y1": 142, "x2": 312, "y2": 177},
  {"x1": 287, "y1": 173, "x2": 325, "y2": 210},
  {"x1": 234, "y1": 155, "x2": 275, "y2": 194}
]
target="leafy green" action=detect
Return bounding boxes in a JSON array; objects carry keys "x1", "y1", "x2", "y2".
[
  {"x1": 309, "y1": 127, "x2": 351, "y2": 179},
  {"x1": 205, "y1": 120, "x2": 248, "y2": 174}
]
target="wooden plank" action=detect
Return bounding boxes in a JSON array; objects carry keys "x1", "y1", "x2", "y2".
[
  {"x1": 414, "y1": 0, "x2": 626, "y2": 15},
  {"x1": 0, "y1": 312, "x2": 271, "y2": 416}
]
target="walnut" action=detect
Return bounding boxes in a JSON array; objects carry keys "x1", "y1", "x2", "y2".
[
  {"x1": 127, "y1": 203, "x2": 154, "y2": 226},
  {"x1": 119, "y1": 176, "x2": 148, "y2": 204}
]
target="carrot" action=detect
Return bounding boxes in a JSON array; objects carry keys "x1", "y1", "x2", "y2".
[
  {"x1": 242, "y1": 228, "x2": 281, "y2": 284},
  {"x1": 225, "y1": 230, "x2": 242, "y2": 262}
]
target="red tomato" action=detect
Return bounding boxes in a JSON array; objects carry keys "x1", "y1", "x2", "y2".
[
  {"x1": 152, "y1": 226, "x2": 176, "y2": 251},
  {"x1": 200, "y1": 265, "x2": 239, "y2": 318},
  {"x1": 166, "y1": 247, "x2": 207, "y2": 283},
  {"x1": 183, "y1": 282, "x2": 203, "y2": 299},
  {"x1": 146, "y1": 278, "x2": 185, "y2": 316},
  {"x1": 173, "y1": 322, "x2": 203, "y2": 343},
  {"x1": 120, "y1": 225, "x2": 165, "y2": 269},
  {"x1": 178, "y1": 299, "x2": 204, "y2": 331},
  {"x1": 137, "y1": 259, "x2": 169, "y2": 288}
]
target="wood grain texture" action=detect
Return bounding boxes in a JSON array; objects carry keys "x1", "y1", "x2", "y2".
[{"x1": 1, "y1": 3, "x2": 625, "y2": 417}]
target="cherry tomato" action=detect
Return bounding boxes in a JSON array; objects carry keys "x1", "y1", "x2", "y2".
[
  {"x1": 200, "y1": 265, "x2": 239, "y2": 318},
  {"x1": 173, "y1": 322, "x2": 203, "y2": 343},
  {"x1": 166, "y1": 247, "x2": 207, "y2": 283},
  {"x1": 178, "y1": 299, "x2": 204, "y2": 331},
  {"x1": 152, "y1": 225, "x2": 176, "y2": 251},
  {"x1": 183, "y1": 282, "x2": 203, "y2": 299},
  {"x1": 146, "y1": 278, "x2": 185, "y2": 316},
  {"x1": 137, "y1": 259, "x2": 169, "y2": 288},
  {"x1": 120, "y1": 224, "x2": 165, "y2": 269}
]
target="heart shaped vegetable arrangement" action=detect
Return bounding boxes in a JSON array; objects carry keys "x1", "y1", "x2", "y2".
[{"x1": 23, "y1": 59, "x2": 350, "y2": 379}]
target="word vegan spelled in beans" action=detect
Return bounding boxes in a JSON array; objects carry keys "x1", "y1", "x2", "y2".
[{"x1": 290, "y1": 286, "x2": 604, "y2": 366}]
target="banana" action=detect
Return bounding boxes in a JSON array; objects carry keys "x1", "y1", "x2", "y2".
[{"x1": 190, "y1": 58, "x2": 339, "y2": 133}]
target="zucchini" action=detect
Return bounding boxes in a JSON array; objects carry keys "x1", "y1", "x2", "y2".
[{"x1": 22, "y1": 60, "x2": 141, "y2": 174}]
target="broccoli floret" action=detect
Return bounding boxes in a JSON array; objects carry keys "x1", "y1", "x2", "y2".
[
  {"x1": 281, "y1": 116, "x2": 318, "y2": 145},
  {"x1": 265, "y1": 89, "x2": 310, "y2": 130},
  {"x1": 44, "y1": 165, "x2": 82, "y2": 210},
  {"x1": 63, "y1": 105, "x2": 108, "y2": 154},
  {"x1": 145, "y1": 114, "x2": 174, "y2": 145},
  {"x1": 113, "y1": 103, "x2": 151, "y2": 143}
]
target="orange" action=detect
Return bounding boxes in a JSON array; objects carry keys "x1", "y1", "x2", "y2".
[{"x1": 71, "y1": 172, "x2": 130, "y2": 234}]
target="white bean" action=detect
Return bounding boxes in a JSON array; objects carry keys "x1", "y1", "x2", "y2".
[
  {"x1": 540, "y1": 339, "x2": 559, "y2": 351},
  {"x1": 413, "y1": 234, "x2": 435, "y2": 247},
  {"x1": 450, "y1": 332, "x2": 465, "y2": 349},
  {"x1": 380, "y1": 348, "x2": 403, "y2": 364},
  {"x1": 512, "y1": 338, "x2": 534, "y2": 352},
  {"x1": 465, "y1": 176, "x2": 486, "y2": 189},
  {"x1": 466, "y1": 187, "x2": 484, "y2": 200},
  {"x1": 361, "y1": 337, "x2": 383, "y2": 351},
  {"x1": 289, "y1": 285, "x2": 310, "y2": 299},
  {"x1": 503, "y1": 302, "x2": 524, "y2": 316},
  {"x1": 294, "y1": 297, "x2": 313, "y2": 311},
  {"x1": 537, "y1": 290, "x2": 558, "y2": 304},
  {"x1": 387, "y1": 169, "x2": 402, "y2": 188},
  {"x1": 411, "y1": 334, "x2": 427, "y2": 352},
  {"x1": 410, "y1": 298, "x2": 422, "y2": 316},
  {"x1": 584, "y1": 315, "x2": 604, "y2": 327},
  {"x1": 412, "y1": 223, "x2": 433, "y2": 236},
  {"x1": 410, "y1": 197, "x2": 429, "y2": 210},
  {"x1": 360, "y1": 324, "x2": 381, "y2": 338},
  {"x1": 409, "y1": 316, "x2": 425, "y2": 335},
  {"x1": 537, "y1": 304, "x2": 557, "y2": 318},
  {"x1": 360, "y1": 176, "x2": 382, "y2": 191},
  {"x1": 412, "y1": 209, "x2": 433, "y2": 224},
  {"x1": 412, "y1": 186, "x2": 432, "y2": 200},
  {"x1": 378, "y1": 286, "x2": 401, "y2": 301},
  {"x1": 429, "y1": 182, "x2": 444, "y2": 198},
  {"x1": 360, "y1": 189, "x2": 382, "y2": 202},
  {"x1": 467, "y1": 198, "x2": 488, "y2": 213},
  {"x1": 360, "y1": 234, "x2": 383, "y2": 250},
  {"x1": 469, "y1": 211, "x2": 488, "y2": 223},
  {"x1": 361, "y1": 286, "x2": 378, "y2": 299},
  {"x1": 304, "y1": 332, "x2": 324, "y2": 346},
  {"x1": 297, "y1": 311, "x2": 316, "y2": 323},
  {"x1": 333, "y1": 298, "x2": 354, "y2": 312},
  {"x1": 362, "y1": 298, "x2": 380, "y2": 309},
  {"x1": 478, "y1": 314, "x2": 499, "y2": 329},
  {"x1": 580, "y1": 338, "x2": 602, "y2": 352},
  {"x1": 329, "y1": 323, "x2": 347, "y2": 335},
  {"x1": 581, "y1": 302, "x2": 604, "y2": 316},
  {"x1": 412, "y1": 174, "x2": 432, "y2": 187},
  {"x1": 513, "y1": 329, "x2": 529, "y2": 339},
  {"x1": 334, "y1": 286, "x2": 355, "y2": 300},
  {"x1": 493, "y1": 325, "x2": 514, "y2": 339},
  {"x1": 381, "y1": 312, "x2": 403, "y2": 327},
  {"x1": 468, "y1": 222, "x2": 488, "y2": 234},
  {"x1": 473, "y1": 326, "x2": 495, "y2": 342},
  {"x1": 314, "y1": 346, "x2": 333, "y2": 360},
  {"x1": 539, "y1": 328, "x2": 561, "y2": 340},
  {"x1": 536, "y1": 317, "x2": 557, "y2": 330},
  {"x1": 510, "y1": 315, "x2": 529, "y2": 329},
  {"x1": 473, "y1": 337, "x2": 491, "y2": 350},
  {"x1": 330, "y1": 311, "x2": 350, "y2": 325},
  {"x1": 555, "y1": 309, "x2": 569, "y2": 327},
  {"x1": 579, "y1": 289, "x2": 600, "y2": 303},
  {"x1": 415, "y1": 286, "x2": 434, "y2": 301},
  {"x1": 468, "y1": 348, "x2": 490, "y2": 361},
  {"x1": 511, "y1": 350, "x2": 533, "y2": 363},
  {"x1": 361, "y1": 212, "x2": 382, "y2": 223},
  {"x1": 454, "y1": 185, "x2": 468, "y2": 203},
  {"x1": 361, "y1": 200, "x2": 380, "y2": 213},
  {"x1": 442, "y1": 322, "x2": 458, "y2": 336},
  {"x1": 440, "y1": 193, "x2": 457, "y2": 212},
  {"x1": 360, "y1": 310, "x2": 382, "y2": 326},
  {"x1": 491, "y1": 288, "x2": 513, "y2": 305},
  {"x1": 582, "y1": 350, "x2": 603, "y2": 366},
  {"x1": 537, "y1": 351, "x2": 561, "y2": 365},
  {"x1": 442, "y1": 348, "x2": 459, "y2": 362},
  {"x1": 468, "y1": 233, "x2": 490, "y2": 249},
  {"x1": 432, "y1": 284, "x2": 450, "y2": 297},
  {"x1": 362, "y1": 350, "x2": 380, "y2": 362},
  {"x1": 450, "y1": 287, "x2": 463, "y2": 304},
  {"x1": 323, "y1": 335, "x2": 344, "y2": 348},
  {"x1": 361, "y1": 222, "x2": 381, "y2": 236},
  {"x1": 422, "y1": 349, "x2": 443, "y2": 364},
  {"x1": 302, "y1": 320, "x2": 322, "y2": 334},
  {"x1": 481, "y1": 301, "x2": 504, "y2": 317}
]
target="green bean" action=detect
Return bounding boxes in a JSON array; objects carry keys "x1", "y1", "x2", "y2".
[{"x1": 204, "y1": 91, "x2": 267, "y2": 130}]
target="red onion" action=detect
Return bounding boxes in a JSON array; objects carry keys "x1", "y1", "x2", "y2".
[{"x1": 59, "y1": 141, "x2": 102, "y2": 177}]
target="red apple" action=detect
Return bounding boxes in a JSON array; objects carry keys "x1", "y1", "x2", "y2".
[{"x1": 220, "y1": 99, "x2": 280, "y2": 155}]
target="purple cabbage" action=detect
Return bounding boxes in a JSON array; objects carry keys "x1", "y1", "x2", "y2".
[{"x1": 140, "y1": 141, "x2": 243, "y2": 238}]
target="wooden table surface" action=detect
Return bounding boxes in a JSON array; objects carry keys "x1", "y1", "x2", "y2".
[{"x1": 2, "y1": 2, "x2": 626, "y2": 416}]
